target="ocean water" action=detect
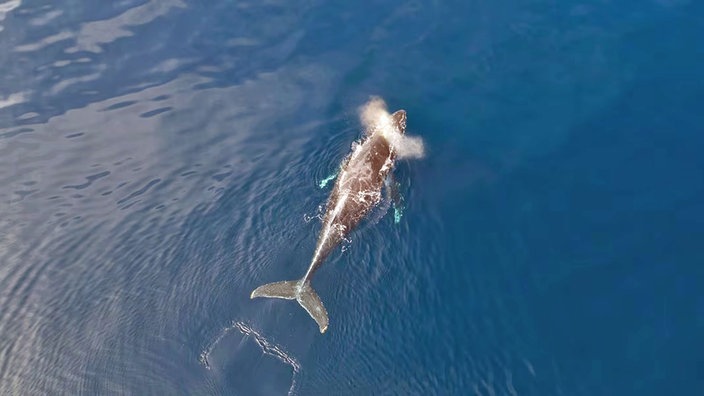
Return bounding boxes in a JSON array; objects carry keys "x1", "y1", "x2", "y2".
[{"x1": 1, "y1": 0, "x2": 703, "y2": 395}]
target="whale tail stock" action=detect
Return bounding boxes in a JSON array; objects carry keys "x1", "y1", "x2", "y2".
[{"x1": 250, "y1": 280, "x2": 329, "y2": 333}]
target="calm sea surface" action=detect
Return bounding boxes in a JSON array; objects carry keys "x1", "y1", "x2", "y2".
[{"x1": 1, "y1": 1, "x2": 702, "y2": 395}]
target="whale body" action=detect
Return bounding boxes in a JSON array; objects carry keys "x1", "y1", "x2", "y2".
[{"x1": 251, "y1": 109, "x2": 408, "y2": 333}]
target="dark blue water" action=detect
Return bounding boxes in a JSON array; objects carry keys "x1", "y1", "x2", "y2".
[{"x1": 1, "y1": 1, "x2": 703, "y2": 394}]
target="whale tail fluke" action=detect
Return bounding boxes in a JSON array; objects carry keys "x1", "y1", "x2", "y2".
[
  {"x1": 251, "y1": 280, "x2": 298, "y2": 300},
  {"x1": 251, "y1": 280, "x2": 329, "y2": 333}
]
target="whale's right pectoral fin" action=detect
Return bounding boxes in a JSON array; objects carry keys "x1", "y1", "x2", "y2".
[
  {"x1": 251, "y1": 279, "x2": 329, "y2": 333},
  {"x1": 385, "y1": 173, "x2": 405, "y2": 224}
]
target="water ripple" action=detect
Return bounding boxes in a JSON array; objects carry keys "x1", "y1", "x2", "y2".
[
  {"x1": 201, "y1": 321, "x2": 301, "y2": 396},
  {"x1": 0, "y1": 6, "x2": 339, "y2": 386}
]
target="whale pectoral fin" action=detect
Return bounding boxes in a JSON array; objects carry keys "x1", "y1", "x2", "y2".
[
  {"x1": 318, "y1": 170, "x2": 339, "y2": 189},
  {"x1": 385, "y1": 174, "x2": 405, "y2": 224}
]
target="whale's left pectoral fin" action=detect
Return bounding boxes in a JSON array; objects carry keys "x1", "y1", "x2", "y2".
[{"x1": 385, "y1": 174, "x2": 405, "y2": 224}]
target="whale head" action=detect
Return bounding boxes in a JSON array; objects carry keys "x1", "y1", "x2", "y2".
[{"x1": 391, "y1": 110, "x2": 406, "y2": 135}]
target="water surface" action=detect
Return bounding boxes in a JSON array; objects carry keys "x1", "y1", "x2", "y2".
[{"x1": 1, "y1": 1, "x2": 702, "y2": 394}]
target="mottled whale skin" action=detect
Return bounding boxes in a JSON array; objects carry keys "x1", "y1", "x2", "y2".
[{"x1": 251, "y1": 110, "x2": 408, "y2": 333}]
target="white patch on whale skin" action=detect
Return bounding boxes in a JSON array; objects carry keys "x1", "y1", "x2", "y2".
[{"x1": 380, "y1": 155, "x2": 394, "y2": 174}]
